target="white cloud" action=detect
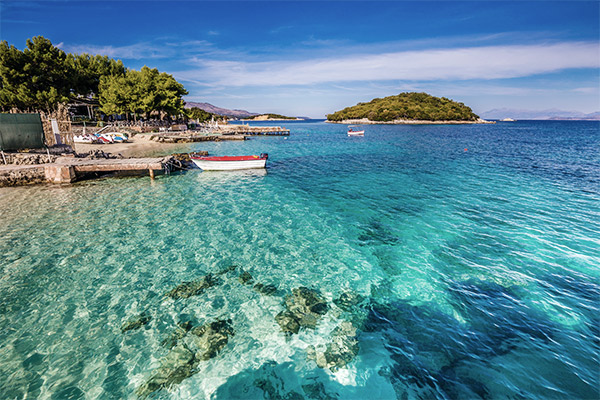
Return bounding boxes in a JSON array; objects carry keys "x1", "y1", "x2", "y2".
[
  {"x1": 182, "y1": 42, "x2": 599, "y2": 86},
  {"x1": 57, "y1": 39, "x2": 216, "y2": 60},
  {"x1": 57, "y1": 42, "x2": 169, "y2": 59}
]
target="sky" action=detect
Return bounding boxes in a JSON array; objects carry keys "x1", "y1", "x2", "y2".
[{"x1": 1, "y1": 1, "x2": 599, "y2": 118}]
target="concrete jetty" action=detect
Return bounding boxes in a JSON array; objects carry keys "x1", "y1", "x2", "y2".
[
  {"x1": 149, "y1": 125, "x2": 290, "y2": 143},
  {"x1": 150, "y1": 134, "x2": 248, "y2": 143},
  {"x1": 1, "y1": 156, "x2": 169, "y2": 186},
  {"x1": 217, "y1": 125, "x2": 290, "y2": 135}
]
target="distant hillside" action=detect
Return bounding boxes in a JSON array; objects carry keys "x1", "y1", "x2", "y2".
[
  {"x1": 184, "y1": 102, "x2": 259, "y2": 118},
  {"x1": 327, "y1": 92, "x2": 480, "y2": 122},
  {"x1": 481, "y1": 108, "x2": 600, "y2": 120},
  {"x1": 244, "y1": 114, "x2": 300, "y2": 121}
]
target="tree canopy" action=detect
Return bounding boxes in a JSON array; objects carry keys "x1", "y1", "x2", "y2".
[
  {"x1": 0, "y1": 35, "x2": 188, "y2": 119},
  {"x1": 326, "y1": 92, "x2": 479, "y2": 122},
  {"x1": 0, "y1": 36, "x2": 72, "y2": 110},
  {"x1": 186, "y1": 107, "x2": 221, "y2": 122},
  {"x1": 98, "y1": 66, "x2": 188, "y2": 120},
  {"x1": 66, "y1": 53, "x2": 125, "y2": 98}
]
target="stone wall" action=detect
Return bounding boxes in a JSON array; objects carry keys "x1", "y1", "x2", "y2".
[
  {"x1": 0, "y1": 165, "x2": 46, "y2": 187},
  {"x1": 39, "y1": 106, "x2": 74, "y2": 147}
]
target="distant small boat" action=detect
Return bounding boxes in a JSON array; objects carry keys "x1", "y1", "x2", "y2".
[
  {"x1": 348, "y1": 125, "x2": 364, "y2": 136},
  {"x1": 190, "y1": 153, "x2": 268, "y2": 170}
]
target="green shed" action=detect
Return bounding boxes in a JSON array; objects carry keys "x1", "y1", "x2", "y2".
[{"x1": 0, "y1": 113, "x2": 46, "y2": 151}]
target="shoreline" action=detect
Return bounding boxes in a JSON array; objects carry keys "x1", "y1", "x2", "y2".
[
  {"x1": 74, "y1": 134, "x2": 193, "y2": 158},
  {"x1": 242, "y1": 118, "x2": 303, "y2": 122},
  {"x1": 326, "y1": 118, "x2": 495, "y2": 125}
]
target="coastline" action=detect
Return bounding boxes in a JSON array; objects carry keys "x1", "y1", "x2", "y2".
[
  {"x1": 326, "y1": 118, "x2": 495, "y2": 125},
  {"x1": 74, "y1": 134, "x2": 192, "y2": 158},
  {"x1": 243, "y1": 117, "x2": 303, "y2": 122}
]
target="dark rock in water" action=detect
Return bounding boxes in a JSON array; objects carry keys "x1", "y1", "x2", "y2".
[
  {"x1": 178, "y1": 320, "x2": 194, "y2": 331},
  {"x1": 275, "y1": 311, "x2": 301, "y2": 335},
  {"x1": 288, "y1": 287, "x2": 328, "y2": 315},
  {"x1": 333, "y1": 292, "x2": 365, "y2": 312},
  {"x1": 136, "y1": 345, "x2": 197, "y2": 399},
  {"x1": 238, "y1": 271, "x2": 254, "y2": 284},
  {"x1": 276, "y1": 287, "x2": 328, "y2": 334},
  {"x1": 307, "y1": 321, "x2": 359, "y2": 371},
  {"x1": 137, "y1": 319, "x2": 234, "y2": 398},
  {"x1": 120, "y1": 312, "x2": 151, "y2": 333},
  {"x1": 165, "y1": 274, "x2": 218, "y2": 299},
  {"x1": 255, "y1": 378, "x2": 304, "y2": 400},
  {"x1": 254, "y1": 283, "x2": 277, "y2": 296},
  {"x1": 302, "y1": 382, "x2": 339, "y2": 400},
  {"x1": 190, "y1": 319, "x2": 235, "y2": 360},
  {"x1": 357, "y1": 219, "x2": 400, "y2": 246},
  {"x1": 161, "y1": 322, "x2": 194, "y2": 349},
  {"x1": 218, "y1": 265, "x2": 238, "y2": 275}
]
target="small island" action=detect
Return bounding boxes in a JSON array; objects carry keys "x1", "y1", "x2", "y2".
[
  {"x1": 244, "y1": 113, "x2": 301, "y2": 121},
  {"x1": 326, "y1": 92, "x2": 493, "y2": 124}
]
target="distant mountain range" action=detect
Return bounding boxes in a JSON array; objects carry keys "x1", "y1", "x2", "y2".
[
  {"x1": 480, "y1": 108, "x2": 600, "y2": 120},
  {"x1": 184, "y1": 102, "x2": 259, "y2": 118}
]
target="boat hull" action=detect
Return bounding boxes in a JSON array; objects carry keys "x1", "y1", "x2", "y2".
[
  {"x1": 191, "y1": 158, "x2": 267, "y2": 170},
  {"x1": 348, "y1": 131, "x2": 364, "y2": 136}
]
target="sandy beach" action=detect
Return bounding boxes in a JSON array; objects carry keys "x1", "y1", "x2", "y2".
[{"x1": 74, "y1": 134, "x2": 194, "y2": 158}]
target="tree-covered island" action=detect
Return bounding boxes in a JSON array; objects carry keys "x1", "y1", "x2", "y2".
[
  {"x1": 244, "y1": 113, "x2": 300, "y2": 121},
  {"x1": 327, "y1": 92, "x2": 492, "y2": 124}
]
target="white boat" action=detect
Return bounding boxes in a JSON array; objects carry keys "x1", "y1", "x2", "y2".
[
  {"x1": 73, "y1": 134, "x2": 97, "y2": 144},
  {"x1": 347, "y1": 125, "x2": 364, "y2": 136},
  {"x1": 190, "y1": 154, "x2": 268, "y2": 170}
]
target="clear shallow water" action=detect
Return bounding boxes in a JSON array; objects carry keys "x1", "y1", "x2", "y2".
[{"x1": 0, "y1": 120, "x2": 599, "y2": 399}]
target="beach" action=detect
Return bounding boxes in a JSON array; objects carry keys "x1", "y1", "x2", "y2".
[{"x1": 74, "y1": 133, "x2": 193, "y2": 157}]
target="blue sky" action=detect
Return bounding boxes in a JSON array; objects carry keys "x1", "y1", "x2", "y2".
[{"x1": 1, "y1": 1, "x2": 599, "y2": 118}]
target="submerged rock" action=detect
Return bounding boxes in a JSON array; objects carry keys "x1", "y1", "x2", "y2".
[
  {"x1": 137, "y1": 319, "x2": 235, "y2": 398},
  {"x1": 161, "y1": 321, "x2": 194, "y2": 349},
  {"x1": 254, "y1": 283, "x2": 278, "y2": 296},
  {"x1": 190, "y1": 319, "x2": 235, "y2": 360},
  {"x1": 275, "y1": 311, "x2": 301, "y2": 335},
  {"x1": 255, "y1": 378, "x2": 304, "y2": 400},
  {"x1": 302, "y1": 382, "x2": 339, "y2": 400},
  {"x1": 276, "y1": 287, "x2": 329, "y2": 334},
  {"x1": 307, "y1": 321, "x2": 359, "y2": 371},
  {"x1": 165, "y1": 274, "x2": 219, "y2": 299},
  {"x1": 238, "y1": 271, "x2": 254, "y2": 285},
  {"x1": 136, "y1": 345, "x2": 197, "y2": 398},
  {"x1": 120, "y1": 313, "x2": 152, "y2": 333},
  {"x1": 333, "y1": 291, "x2": 365, "y2": 312},
  {"x1": 218, "y1": 265, "x2": 238, "y2": 275}
]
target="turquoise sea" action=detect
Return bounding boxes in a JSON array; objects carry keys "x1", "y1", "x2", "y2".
[{"x1": 1, "y1": 120, "x2": 598, "y2": 399}]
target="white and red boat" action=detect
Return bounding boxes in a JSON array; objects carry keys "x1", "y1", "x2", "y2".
[
  {"x1": 347, "y1": 125, "x2": 364, "y2": 136},
  {"x1": 190, "y1": 153, "x2": 268, "y2": 170}
]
